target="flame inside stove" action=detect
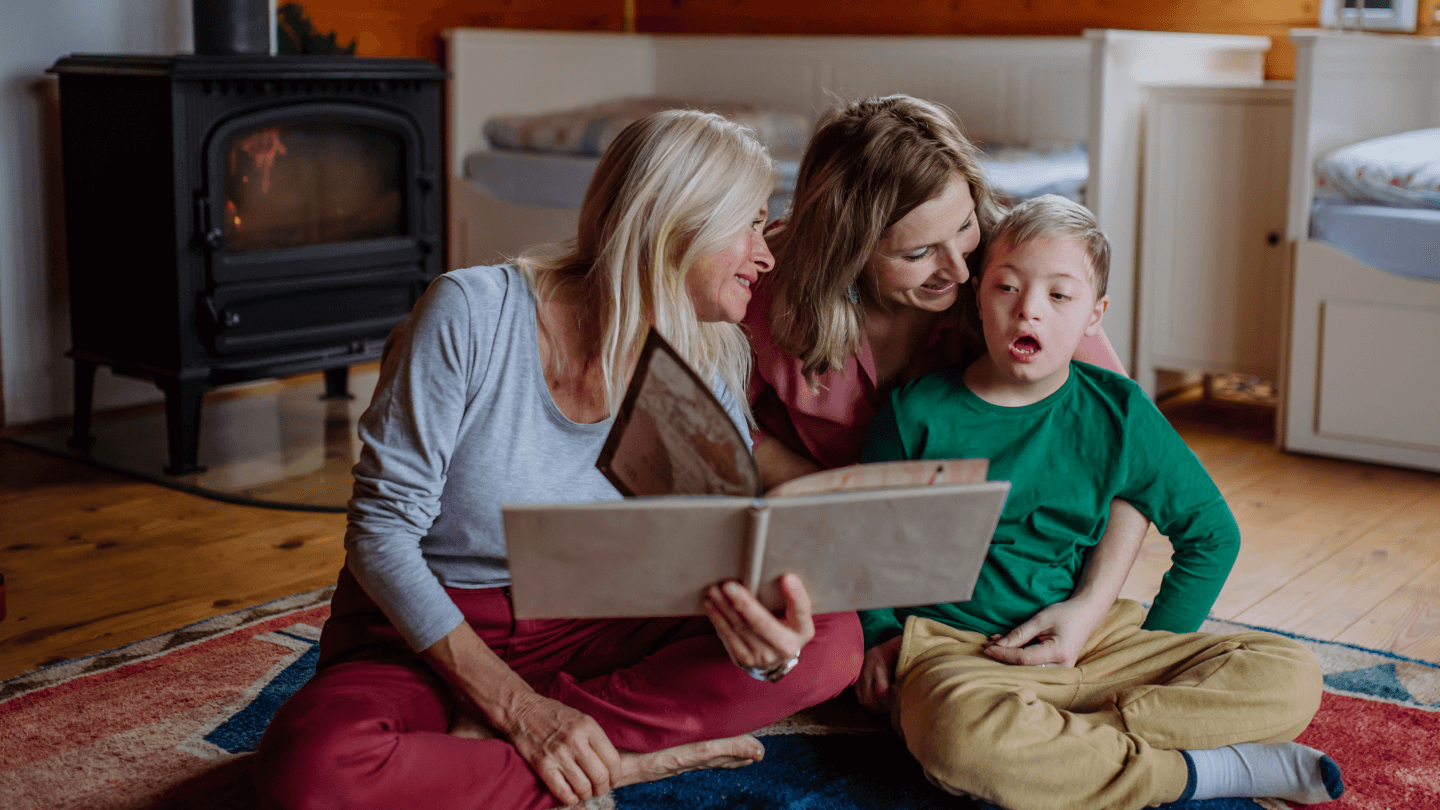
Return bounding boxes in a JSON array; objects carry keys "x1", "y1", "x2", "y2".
[{"x1": 236, "y1": 128, "x2": 287, "y2": 194}]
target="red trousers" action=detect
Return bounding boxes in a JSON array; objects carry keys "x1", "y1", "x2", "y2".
[{"x1": 255, "y1": 568, "x2": 863, "y2": 810}]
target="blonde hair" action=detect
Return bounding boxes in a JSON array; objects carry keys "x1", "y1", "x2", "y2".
[
  {"x1": 980, "y1": 194, "x2": 1110, "y2": 297},
  {"x1": 765, "y1": 95, "x2": 1005, "y2": 382},
  {"x1": 517, "y1": 109, "x2": 775, "y2": 418}
]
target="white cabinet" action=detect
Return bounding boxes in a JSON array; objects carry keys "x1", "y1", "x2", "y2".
[{"x1": 1134, "y1": 84, "x2": 1294, "y2": 397}]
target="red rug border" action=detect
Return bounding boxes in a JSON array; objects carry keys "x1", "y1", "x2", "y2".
[{"x1": 0, "y1": 586, "x2": 335, "y2": 704}]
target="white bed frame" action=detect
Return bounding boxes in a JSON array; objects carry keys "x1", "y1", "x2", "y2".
[
  {"x1": 1280, "y1": 29, "x2": 1440, "y2": 472},
  {"x1": 444, "y1": 27, "x2": 1272, "y2": 368}
]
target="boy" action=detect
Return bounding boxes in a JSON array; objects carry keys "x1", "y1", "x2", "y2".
[{"x1": 857, "y1": 196, "x2": 1343, "y2": 810}]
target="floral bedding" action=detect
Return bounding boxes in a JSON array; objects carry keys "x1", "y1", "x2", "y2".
[
  {"x1": 1315, "y1": 127, "x2": 1440, "y2": 209},
  {"x1": 483, "y1": 97, "x2": 812, "y2": 158}
]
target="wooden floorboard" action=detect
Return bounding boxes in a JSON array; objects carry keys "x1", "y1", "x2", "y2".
[
  {"x1": 1232, "y1": 489, "x2": 1440, "y2": 640},
  {"x1": 0, "y1": 441, "x2": 346, "y2": 679},
  {"x1": 3, "y1": 388, "x2": 1439, "y2": 683},
  {"x1": 1117, "y1": 395, "x2": 1440, "y2": 660},
  {"x1": 1332, "y1": 555, "x2": 1440, "y2": 661}
]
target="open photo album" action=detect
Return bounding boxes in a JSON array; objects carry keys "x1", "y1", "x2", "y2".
[{"x1": 503, "y1": 329, "x2": 1010, "y2": 619}]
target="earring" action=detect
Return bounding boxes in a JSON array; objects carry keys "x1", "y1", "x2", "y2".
[{"x1": 847, "y1": 282, "x2": 859, "y2": 304}]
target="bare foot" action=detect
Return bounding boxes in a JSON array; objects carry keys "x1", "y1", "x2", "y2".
[
  {"x1": 612, "y1": 734, "x2": 764, "y2": 789},
  {"x1": 448, "y1": 710, "x2": 498, "y2": 740}
]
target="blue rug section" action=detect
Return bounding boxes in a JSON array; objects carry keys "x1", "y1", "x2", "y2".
[
  {"x1": 613, "y1": 732, "x2": 967, "y2": 810},
  {"x1": 611, "y1": 732, "x2": 1267, "y2": 810},
  {"x1": 1152, "y1": 795, "x2": 1255, "y2": 801},
  {"x1": 1324, "y1": 662, "x2": 1416, "y2": 704},
  {"x1": 205, "y1": 631, "x2": 321, "y2": 754}
]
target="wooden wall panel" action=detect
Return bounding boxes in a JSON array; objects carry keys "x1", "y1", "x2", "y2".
[
  {"x1": 1421, "y1": 0, "x2": 1440, "y2": 35},
  {"x1": 297, "y1": 0, "x2": 626, "y2": 62},
  {"x1": 289, "y1": 0, "x2": 1439, "y2": 78},
  {"x1": 637, "y1": 0, "x2": 1318, "y2": 79}
]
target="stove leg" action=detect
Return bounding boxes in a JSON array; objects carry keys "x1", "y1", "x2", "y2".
[
  {"x1": 68, "y1": 358, "x2": 98, "y2": 449},
  {"x1": 160, "y1": 378, "x2": 208, "y2": 476},
  {"x1": 321, "y1": 365, "x2": 353, "y2": 400}
]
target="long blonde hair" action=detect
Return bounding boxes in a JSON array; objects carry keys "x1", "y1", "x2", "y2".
[
  {"x1": 766, "y1": 95, "x2": 1004, "y2": 382},
  {"x1": 518, "y1": 109, "x2": 775, "y2": 417}
]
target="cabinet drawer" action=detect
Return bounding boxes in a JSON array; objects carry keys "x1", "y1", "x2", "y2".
[{"x1": 1317, "y1": 299, "x2": 1440, "y2": 451}]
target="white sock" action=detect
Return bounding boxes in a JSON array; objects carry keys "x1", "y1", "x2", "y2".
[{"x1": 1185, "y1": 743, "x2": 1344, "y2": 804}]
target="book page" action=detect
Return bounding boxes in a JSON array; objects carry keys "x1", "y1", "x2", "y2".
[
  {"x1": 597, "y1": 330, "x2": 761, "y2": 497},
  {"x1": 504, "y1": 498, "x2": 751, "y2": 618},
  {"x1": 751, "y1": 481, "x2": 1010, "y2": 613},
  {"x1": 767, "y1": 458, "x2": 990, "y2": 498}
]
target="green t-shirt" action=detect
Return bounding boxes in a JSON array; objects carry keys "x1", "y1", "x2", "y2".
[{"x1": 858, "y1": 361, "x2": 1239, "y2": 647}]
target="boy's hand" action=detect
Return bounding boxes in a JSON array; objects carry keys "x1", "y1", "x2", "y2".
[
  {"x1": 856, "y1": 636, "x2": 903, "y2": 713},
  {"x1": 983, "y1": 597, "x2": 1109, "y2": 668}
]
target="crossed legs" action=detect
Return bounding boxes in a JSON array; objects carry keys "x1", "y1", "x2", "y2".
[
  {"x1": 255, "y1": 570, "x2": 863, "y2": 810},
  {"x1": 893, "y1": 600, "x2": 1324, "y2": 810}
]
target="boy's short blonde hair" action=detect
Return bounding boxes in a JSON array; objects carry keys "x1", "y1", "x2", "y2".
[{"x1": 980, "y1": 194, "x2": 1110, "y2": 298}]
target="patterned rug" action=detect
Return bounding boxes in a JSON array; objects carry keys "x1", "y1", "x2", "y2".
[{"x1": 2, "y1": 590, "x2": 1436, "y2": 810}]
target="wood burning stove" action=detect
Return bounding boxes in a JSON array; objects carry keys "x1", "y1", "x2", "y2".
[{"x1": 49, "y1": 54, "x2": 444, "y2": 474}]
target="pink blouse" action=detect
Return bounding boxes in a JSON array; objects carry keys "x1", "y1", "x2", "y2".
[{"x1": 743, "y1": 283, "x2": 1127, "y2": 471}]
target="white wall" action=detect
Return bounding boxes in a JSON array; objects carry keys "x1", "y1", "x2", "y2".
[{"x1": 0, "y1": 0, "x2": 194, "y2": 426}]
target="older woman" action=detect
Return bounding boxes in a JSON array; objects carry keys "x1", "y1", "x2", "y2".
[
  {"x1": 742, "y1": 96, "x2": 1151, "y2": 702},
  {"x1": 255, "y1": 110, "x2": 863, "y2": 810}
]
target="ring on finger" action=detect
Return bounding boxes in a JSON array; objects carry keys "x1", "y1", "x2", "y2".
[{"x1": 740, "y1": 649, "x2": 802, "y2": 683}]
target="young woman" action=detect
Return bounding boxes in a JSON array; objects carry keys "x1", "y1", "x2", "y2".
[
  {"x1": 255, "y1": 110, "x2": 863, "y2": 810},
  {"x1": 742, "y1": 96, "x2": 1151, "y2": 690}
]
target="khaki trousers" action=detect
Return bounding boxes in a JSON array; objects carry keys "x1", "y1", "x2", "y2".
[{"x1": 892, "y1": 600, "x2": 1322, "y2": 810}]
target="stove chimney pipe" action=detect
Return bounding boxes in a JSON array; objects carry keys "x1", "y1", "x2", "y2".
[{"x1": 193, "y1": 0, "x2": 274, "y2": 56}]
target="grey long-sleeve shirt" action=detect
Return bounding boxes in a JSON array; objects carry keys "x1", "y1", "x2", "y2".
[{"x1": 345, "y1": 265, "x2": 748, "y2": 651}]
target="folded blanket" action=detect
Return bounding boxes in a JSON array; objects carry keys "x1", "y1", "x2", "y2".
[{"x1": 483, "y1": 96, "x2": 812, "y2": 157}]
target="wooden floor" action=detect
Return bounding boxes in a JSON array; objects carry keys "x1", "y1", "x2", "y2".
[
  {"x1": 0, "y1": 440, "x2": 347, "y2": 680},
  {"x1": 1119, "y1": 393, "x2": 1440, "y2": 662},
  {"x1": 3, "y1": 389, "x2": 1439, "y2": 682}
]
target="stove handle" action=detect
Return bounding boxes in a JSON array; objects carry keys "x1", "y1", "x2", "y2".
[
  {"x1": 194, "y1": 193, "x2": 224, "y2": 252},
  {"x1": 201, "y1": 295, "x2": 241, "y2": 331}
]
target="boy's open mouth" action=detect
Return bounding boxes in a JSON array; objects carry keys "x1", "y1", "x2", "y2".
[{"x1": 1012, "y1": 335, "x2": 1041, "y2": 356}]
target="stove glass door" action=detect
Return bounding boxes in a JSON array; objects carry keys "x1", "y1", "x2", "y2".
[{"x1": 223, "y1": 121, "x2": 405, "y2": 253}]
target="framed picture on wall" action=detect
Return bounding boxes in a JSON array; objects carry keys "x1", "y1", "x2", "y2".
[{"x1": 1320, "y1": 0, "x2": 1419, "y2": 32}]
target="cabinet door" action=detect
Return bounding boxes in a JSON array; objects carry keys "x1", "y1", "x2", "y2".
[{"x1": 1137, "y1": 89, "x2": 1291, "y2": 395}]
